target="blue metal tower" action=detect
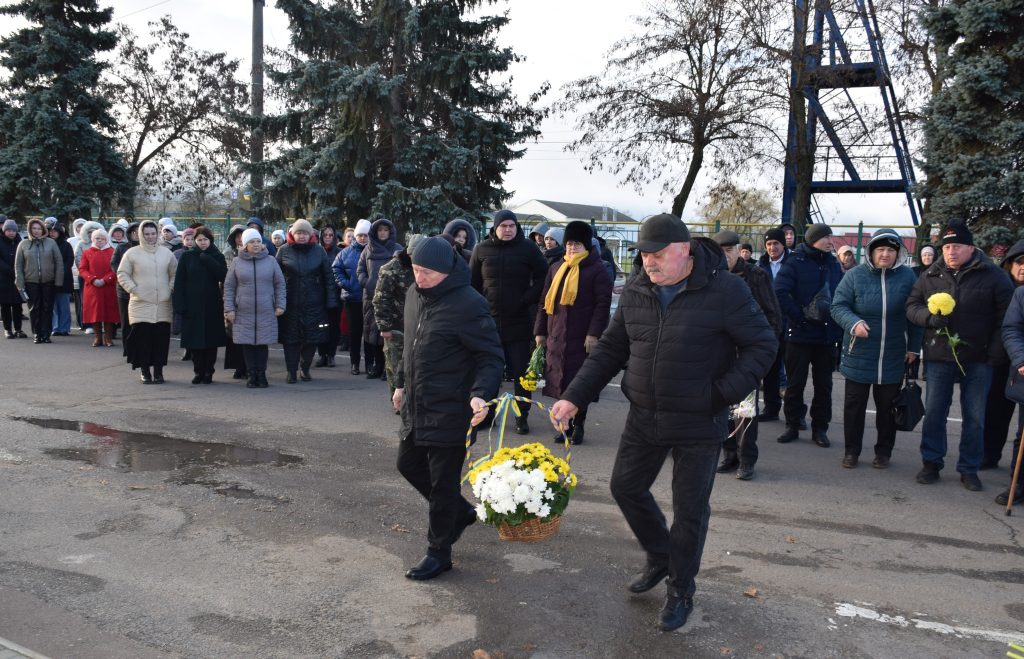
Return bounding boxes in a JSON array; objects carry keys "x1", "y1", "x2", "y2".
[{"x1": 781, "y1": 0, "x2": 922, "y2": 227}]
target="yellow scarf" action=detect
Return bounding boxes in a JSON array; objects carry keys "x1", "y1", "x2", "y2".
[{"x1": 544, "y1": 251, "x2": 589, "y2": 315}]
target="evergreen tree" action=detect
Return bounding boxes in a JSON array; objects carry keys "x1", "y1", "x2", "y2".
[
  {"x1": 266, "y1": 0, "x2": 545, "y2": 233},
  {"x1": 921, "y1": 0, "x2": 1024, "y2": 231},
  {"x1": 0, "y1": 0, "x2": 129, "y2": 221}
]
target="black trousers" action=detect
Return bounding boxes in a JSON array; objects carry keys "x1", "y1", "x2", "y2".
[
  {"x1": 843, "y1": 379, "x2": 901, "y2": 458},
  {"x1": 190, "y1": 347, "x2": 219, "y2": 376},
  {"x1": 241, "y1": 345, "x2": 269, "y2": 373},
  {"x1": 72, "y1": 287, "x2": 83, "y2": 328},
  {"x1": 762, "y1": 344, "x2": 784, "y2": 413},
  {"x1": 117, "y1": 296, "x2": 131, "y2": 355},
  {"x1": 25, "y1": 282, "x2": 55, "y2": 339},
  {"x1": 1010, "y1": 407, "x2": 1024, "y2": 486},
  {"x1": 1, "y1": 303, "x2": 23, "y2": 332},
  {"x1": 396, "y1": 435, "x2": 473, "y2": 560},
  {"x1": 283, "y1": 343, "x2": 316, "y2": 373},
  {"x1": 984, "y1": 363, "x2": 1018, "y2": 466},
  {"x1": 345, "y1": 299, "x2": 365, "y2": 369},
  {"x1": 503, "y1": 339, "x2": 532, "y2": 419},
  {"x1": 319, "y1": 306, "x2": 341, "y2": 358},
  {"x1": 724, "y1": 389, "x2": 759, "y2": 465},
  {"x1": 609, "y1": 435, "x2": 721, "y2": 597},
  {"x1": 784, "y1": 342, "x2": 835, "y2": 431}
]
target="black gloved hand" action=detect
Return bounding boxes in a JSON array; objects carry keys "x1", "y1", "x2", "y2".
[{"x1": 927, "y1": 314, "x2": 950, "y2": 329}]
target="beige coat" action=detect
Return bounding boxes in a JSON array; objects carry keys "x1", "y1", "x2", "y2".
[{"x1": 117, "y1": 229, "x2": 177, "y2": 324}]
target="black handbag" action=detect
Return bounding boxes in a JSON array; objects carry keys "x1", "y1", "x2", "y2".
[
  {"x1": 1006, "y1": 370, "x2": 1024, "y2": 405},
  {"x1": 892, "y1": 367, "x2": 925, "y2": 432}
]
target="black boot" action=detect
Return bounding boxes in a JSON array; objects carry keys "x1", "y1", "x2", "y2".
[
  {"x1": 327, "y1": 355, "x2": 336, "y2": 367},
  {"x1": 300, "y1": 361, "x2": 312, "y2": 381},
  {"x1": 232, "y1": 368, "x2": 246, "y2": 379},
  {"x1": 152, "y1": 365, "x2": 164, "y2": 384},
  {"x1": 140, "y1": 366, "x2": 153, "y2": 384},
  {"x1": 514, "y1": 415, "x2": 530, "y2": 435},
  {"x1": 659, "y1": 588, "x2": 694, "y2": 632},
  {"x1": 286, "y1": 371, "x2": 297, "y2": 384},
  {"x1": 571, "y1": 412, "x2": 586, "y2": 445},
  {"x1": 315, "y1": 354, "x2": 329, "y2": 368},
  {"x1": 553, "y1": 418, "x2": 572, "y2": 444},
  {"x1": 246, "y1": 373, "x2": 258, "y2": 388},
  {"x1": 776, "y1": 427, "x2": 799, "y2": 443},
  {"x1": 257, "y1": 371, "x2": 269, "y2": 388},
  {"x1": 716, "y1": 450, "x2": 739, "y2": 473},
  {"x1": 916, "y1": 461, "x2": 941, "y2": 484},
  {"x1": 995, "y1": 485, "x2": 1024, "y2": 505}
]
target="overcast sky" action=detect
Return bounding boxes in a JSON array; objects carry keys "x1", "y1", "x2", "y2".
[{"x1": 15, "y1": 0, "x2": 921, "y2": 230}]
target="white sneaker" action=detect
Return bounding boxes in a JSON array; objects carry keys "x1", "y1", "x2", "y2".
[{"x1": 84, "y1": 327, "x2": 94, "y2": 334}]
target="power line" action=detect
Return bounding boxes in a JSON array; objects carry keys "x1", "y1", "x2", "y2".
[{"x1": 118, "y1": 0, "x2": 173, "y2": 20}]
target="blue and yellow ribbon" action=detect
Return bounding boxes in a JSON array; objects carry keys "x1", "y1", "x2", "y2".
[{"x1": 462, "y1": 391, "x2": 571, "y2": 483}]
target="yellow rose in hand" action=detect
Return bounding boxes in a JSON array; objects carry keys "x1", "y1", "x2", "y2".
[{"x1": 927, "y1": 292, "x2": 956, "y2": 316}]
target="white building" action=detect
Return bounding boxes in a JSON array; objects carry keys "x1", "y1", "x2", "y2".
[{"x1": 508, "y1": 200, "x2": 641, "y2": 265}]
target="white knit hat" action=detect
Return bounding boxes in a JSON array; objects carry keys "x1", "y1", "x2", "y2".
[
  {"x1": 354, "y1": 219, "x2": 372, "y2": 236},
  {"x1": 158, "y1": 217, "x2": 175, "y2": 227},
  {"x1": 242, "y1": 228, "x2": 262, "y2": 245}
]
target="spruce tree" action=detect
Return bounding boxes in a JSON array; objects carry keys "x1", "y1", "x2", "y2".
[
  {"x1": 0, "y1": 0, "x2": 129, "y2": 221},
  {"x1": 266, "y1": 0, "x2": 544, "y2": 233},
  {"x1": 921, "y1": 0, "x2": 1024, "y2": 232}
]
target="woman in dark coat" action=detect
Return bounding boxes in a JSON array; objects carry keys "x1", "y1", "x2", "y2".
[
  {"x1": 0, "y1": 218, "x2": 25, "y2": 338},
  {"x1": 357, "y1": 218, "x2": 401, "y2": 379},
  {"x1": 46, "y1": 219, "x2": 75, "y2": 336},
  {"x1": 224, "y1": 229, "x2": 286, "y2": 388},
  {"x1": 542, "y1": 227, "x2": 565, "y2": 266},
  {"x1": 533, "y1": 221, "x2": 613, "y2": 444},
  {"x1": 221, "y1": 224, "x2": 248, "y2": 378},
  {"x1": 172, "y1": 226, "x2": 228, "y2": 384},
  {"x1": 316, "y1": 224, "x2": 343, "y2": 367},
  {"x1": 277, "y1": 219, "x2": 339, "y2": 383},
  {"x1": 111, "y1": 222, "x2": 139, "y2": 354},
  {"x1": 443, "y1": 218, "x2": 478, "y2": 263}
]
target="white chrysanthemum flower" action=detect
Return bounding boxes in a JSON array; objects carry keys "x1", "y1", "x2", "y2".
[
  {"x1": 512, "y1": 484, "x2": 532, "y2": 504},
  {"x1": 538, "y1": 503, "x2": 551, "y2": 518},
  {"x1": 476, "y1": 503, "x2": 488, "y2": 521}
]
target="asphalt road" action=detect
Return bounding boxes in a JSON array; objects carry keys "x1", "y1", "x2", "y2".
[{"x1": 0, "y1": 331, "x2": 1021, "y2": 658}]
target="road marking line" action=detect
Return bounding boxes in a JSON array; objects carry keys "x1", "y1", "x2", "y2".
[
  {"x1": 0, "y1": 636, "x2": 52, "y2": 659},
  {"x1": 834, "y1": 602, "x2": 1023, "y2": 644}
]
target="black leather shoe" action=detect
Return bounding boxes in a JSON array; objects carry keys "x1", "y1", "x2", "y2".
[
  {"x1": 627, "y1": 563, "x2": 669, "y2": 593},
  {"x1": 756, "y1": 410, "x2": 779, "y2": 422},
  {"x1": 736, "y1": 464, "x2": 755, "y2": 480},
  {"x1": 916, "y1": 462, "x2": 940, "y2": 484},
  {"x1": 872, "y1": 455, "x2": 890, "y2": 469},
  {"x1": 300, "y1": 367, "x2": 312, "y2": 381},
  {"x1": 451, "y1": 509, "x2": 477, "y2": 545},
  {"x1": 514, "y1": 417, "x2": 530, "y2": 435},
  {"x1": 246, "y1": 376, "x2": 258, "y2": 388},
  {"x1": 776, "y1": 428, "x2": 799, "y2": 443},
  {"x1": 327, "y1": 356, "x2": 336, "y2": 367},
  {"x1": 798, "y1": 418, "x2": 808, "y2": 431},
  {"x1": 811, "y1": 430, "x2": 830, "y2": 448},
  {"x1": 286, "y1": 372, "x2": 297, "y2": 384},
  {"x1": 192, "y1": 374, "x2": 204, "y2": 385},
  {"x1": 257, "y1": 371, "x2": 269, "y2": 388},
  {"x1": 960, "y1": 472, "x2": 983, "y2": 491},
  {"x1": 33, "y1": 336, "x2": 41, "y2": 344},
  {"x1": 3, "y1": 330, "x2": 12, "y2": 339},
  {"x1": 15, "y1": 330, "x2": 27, "y2": 338},
  {"x1": 841, "y1": 454, "x2": 857, "y2": 468},
  {"x1": 995, "y1": 486, "x2": 1024, "y2": 505},
  {"x1": 140, "y1": 368, "x2": 153, "y2": 384},
  {"x1": 314, "y1": 355, "x2": 328, "y2": 368},
  {"x1": 716, "y1": 451, "x2": 739, "y2": 473},
  {"x1": 405, "y1": 555, "x2": 452, "y2": 581},
  {"x1": 659, "y1": 592, "x2": 694, "y2": 632},
  {"x1": 351, "y1": 365, "x2": 360, "y2": 375},
  {"x1": 571, "y1": 422, "x2": 585, "y2": 445},
  {"x1": 232, "y1": 369, "x2": 246, "y2": 380}
]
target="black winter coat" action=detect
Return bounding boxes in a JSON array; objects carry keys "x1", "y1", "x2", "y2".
[
  {"x1": 906, "y1": 249, "x2": 1014, "y2": 365},
  {"x1": 397, "y1": 258, "x2": 504, "y2": 447},
  {"x1": 732, "y1": 258, "x2": 782, "y2": 338},
  {"x1": 172, "y1": 246, "x2": 228, "y2": 349},
  {"x1": 534, "y1": 247, "x2": 612, "y2": 399},
  {"x1": 0, "y1": 233, "x2": 22, "y2": 305},
  {"x1": 111, "y1": 237, "x2": 139, "y2": 300},
  {"x1": 774, "y1": 243, "x2": 844, "y2": 345},
  {"x1": 1002, "y1": 286, "x2": 1024, "y2": 371},
  {"x1": 276, "y1": 241, "x2": 339, "y2": 345},
  {"x1": 543, "y1": 244, "x2": 565, "y2": 267},
  {"x1": 562, "y1": 239, "x2": 778, "y2": 444},
  {"x1": 54, "y1": 232, "x2": 75, "y2": 294},
  {"x1": 358, "y1": 218, "x2": 401, "y2": 344},
  {"x1": 469, "y1": 222, "x2": 549, "y2": 343}
]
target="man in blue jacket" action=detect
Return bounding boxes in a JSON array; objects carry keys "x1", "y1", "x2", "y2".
[
  {"x1": 774, "y1": 223, "x2": 844, "y2": 447},
  {"x1": 246, "y1": 217, "x2": 276, "y2": 257},
  {"x1": 756, "y1": 227, "x2": 792, "y2": 422}
]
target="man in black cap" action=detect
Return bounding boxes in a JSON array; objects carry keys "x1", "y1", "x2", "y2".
[
  {"x1": 470, "y1": 209, "x2": 549, "y2": 434},
  {"x1": 393, "y1": 236, "x2": 504, "y2": 580},
  {"x1": 756, "y1": 227, "x2": 793, "y2": 421},
  {"x1": 906, "y1": 220, "x2": 1014, "y2": 491},
  {"x1": 550, "y1": 214, "x2": 776, "y2": 631},
  {"x1": 739, "y1": 243, "x2": 755, "y2": 264},
  {"x1": 712, "y1": 230, "x2": 782, "y2": 480},
  {"x1": 774, "y1": 222, "x2": 843, "y2": 447}
]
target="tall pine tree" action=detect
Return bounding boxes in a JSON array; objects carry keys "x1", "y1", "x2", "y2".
[
  {"x1": 0, "y1": 0, "x2": 129, "y2": 221},
  {"x1": 921, "y1": 0, "x2": 1024, "y2": 232},
  {"x1": 265, "y1": 0, "x2": 545, "y2": 232}
]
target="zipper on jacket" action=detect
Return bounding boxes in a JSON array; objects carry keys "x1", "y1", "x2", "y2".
[
  {"x1": 252, "y1": 259, "x2": 258, "y2": 345},
  {"x1": 878, "y1": 267, "x2": 886, "y2": 383}
]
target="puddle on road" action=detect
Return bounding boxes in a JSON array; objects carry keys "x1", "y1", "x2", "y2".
[{"x1": 14, "y1": 416, "x2": 301, "y2": 501}]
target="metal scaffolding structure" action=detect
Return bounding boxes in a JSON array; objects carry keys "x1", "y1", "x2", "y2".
[{"x1": 782, "y1": 0, "x2": 922, "y2": 227}]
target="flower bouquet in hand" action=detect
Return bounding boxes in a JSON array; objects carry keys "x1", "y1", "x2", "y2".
[
  {"x1": 927, "y1": 292, "x2": 966, "y2": 375},
  {"x1": 468, "y1": 442, "x2": 577, "y2": 542},
  {"x1": 519, "y1": 344, "x2": 546, "y2": 392}
]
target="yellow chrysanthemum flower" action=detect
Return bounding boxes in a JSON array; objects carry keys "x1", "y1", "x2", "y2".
[{"x1": 927, "y1": 292, "x2": 956, "y2": 316}]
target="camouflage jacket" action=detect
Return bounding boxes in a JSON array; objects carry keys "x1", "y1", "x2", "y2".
[{"x1": 373, "y1": 255, "x2": 414, "y2": 333}]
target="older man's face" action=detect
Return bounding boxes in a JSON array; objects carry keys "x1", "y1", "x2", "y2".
[
  {"x1": 765, "y1": 239, "x2": 784, "y2": 260},
  {"x1": 943, "y1": 243, "x2": 974, "y2": 270},
  {"x1": 413, "y1": 264, "x2": 448, "y2": 289},
  {"x1": 721, "y1": 244, "x2": 739, "y2": 270},
  {"x1": 641, "y1": 241, "x2": 690, "y2": 286},
  {"x1": 495, "y1": 220, "x2": 517, "y2": 242},
  {"x1": 839, "y1": 250, "x2": 856, "y2": 267}
]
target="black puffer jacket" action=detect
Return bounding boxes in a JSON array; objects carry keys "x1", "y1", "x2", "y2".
[
  {"x1": 906, "y1": 248, "x2": 1014, "y2": 365},
  {"x1": 53, "y1": 225, "x2": 75, "y2": 294},
  {"x1": 732, "y1": 257, "x2": 782, "y2": 337},
  {"x1": 562, "y1": 239, "x2": 778, "y2": 444},
  {"x1": 397, "y1": 256, "x2": 504, "y2": 447},
  {"x1": 469, "y1": 220, "x2": 549, "y2": 342},
  {"x1": 276, "y1": 239, "x2": 339, "y2": 345},
  {"x1": 0, "y1": 231, "x2": 21, "y2": 305}
]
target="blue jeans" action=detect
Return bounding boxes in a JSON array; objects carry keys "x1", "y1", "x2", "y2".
[
  {"x1": 51, "y1": 292, "x2": 71, "y2": 334},
  {"x1": 921, "y1": 361, "x2": 991, "y2": 474}
]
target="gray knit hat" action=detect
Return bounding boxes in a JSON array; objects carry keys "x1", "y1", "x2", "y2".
[
  {"x1": 2, "y1": 218, "x2": 16, "y2": 233},
  {"x1": 411, "y1": 236, "x2": 455, "y2": 274},
  {"x1": 544, "y1": 227, "x2": 565, "y2": 245},
  {"x1": 804, "y1": 223, "x2": 833, "y2": 246}
]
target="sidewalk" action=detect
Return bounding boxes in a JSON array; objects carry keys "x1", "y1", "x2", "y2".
[{"x1": 0, "y1": 637, "x2": 49, "y2": 659}]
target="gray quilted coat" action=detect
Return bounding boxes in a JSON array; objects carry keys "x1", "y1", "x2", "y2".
[{"x1": 223, "y1": 247, "x2": 286, "y2": 345}]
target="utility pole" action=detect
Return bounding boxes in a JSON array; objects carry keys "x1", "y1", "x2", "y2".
[{"x1": 251, "y1": 0, "x2": 265, "y2": 211}]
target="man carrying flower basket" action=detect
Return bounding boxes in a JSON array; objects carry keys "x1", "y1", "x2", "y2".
[
  {"x1": 392, "y1": 237, "x2": 505, "y2": 581},
  {"x1": 906, "y1": 220, "x2": 1014, "y2": 491},
  {"x1": 550, "y1": 214, "x2": 777, "y2": 632}
]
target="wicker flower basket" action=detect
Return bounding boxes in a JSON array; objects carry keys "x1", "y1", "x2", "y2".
[{"x1": 497, "y1": 515, "x2": 562, "y2": 543}]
